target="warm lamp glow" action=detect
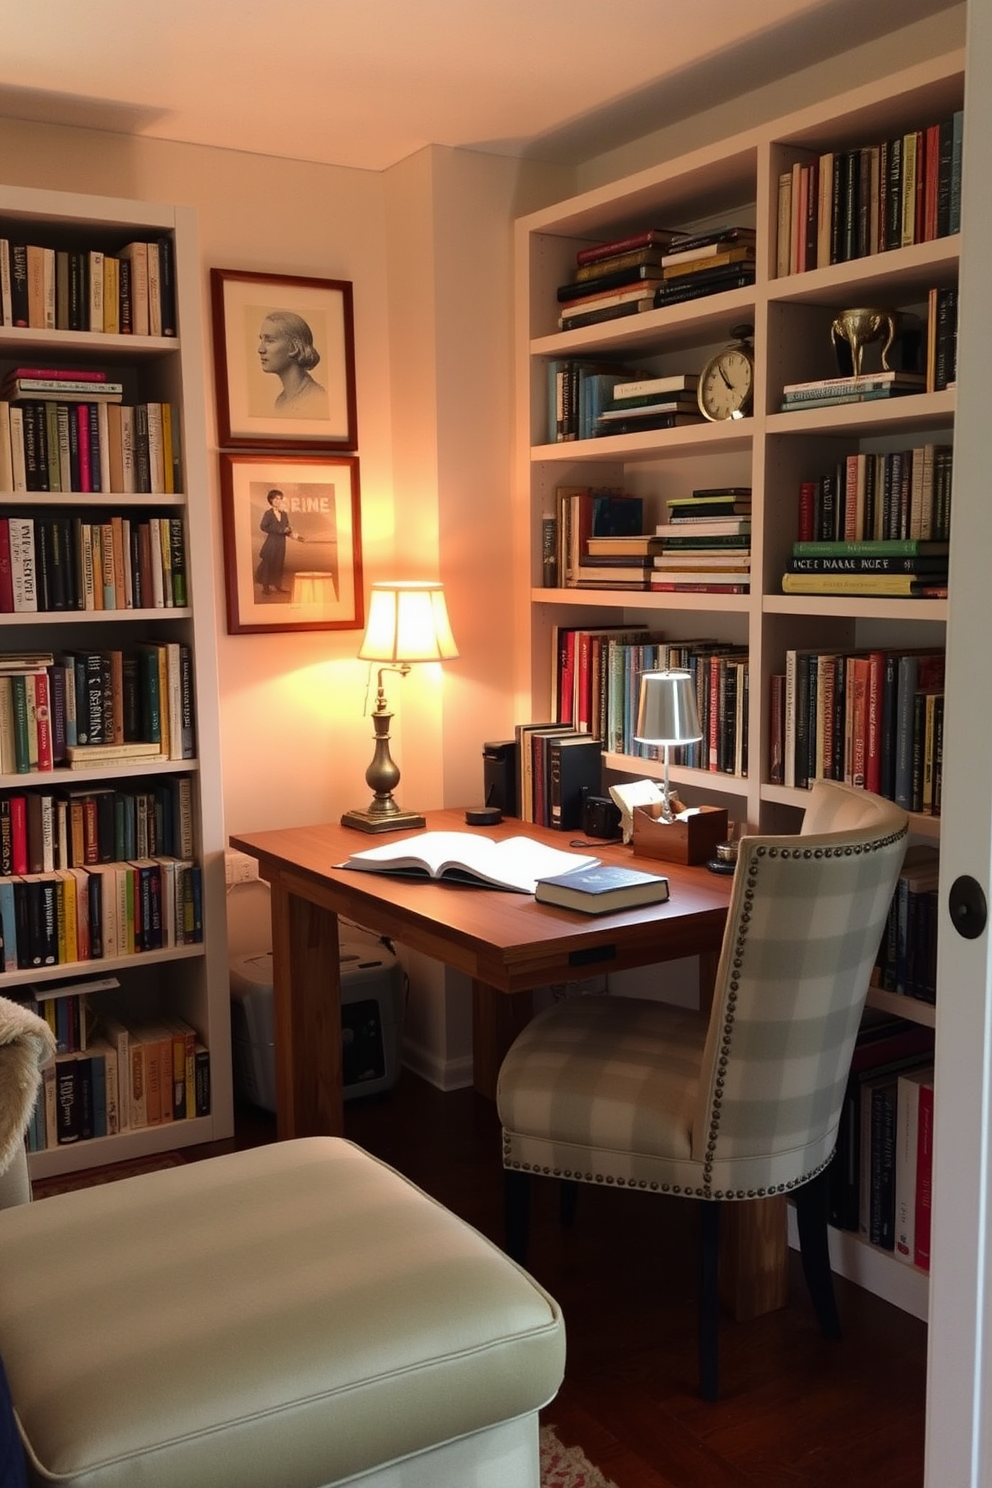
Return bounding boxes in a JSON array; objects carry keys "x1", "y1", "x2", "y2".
[
  {"x1": 634, "y1": 670, "x2": 703, "y2": 823},
  {"x1": 341, "y1": 581, "x2": 458, "y2": 834},
  {"x1": 359, "y1": 582, "x2": 459, "y2": 664}
]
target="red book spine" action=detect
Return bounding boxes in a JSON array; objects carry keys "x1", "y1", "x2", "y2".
[
  {"x1": 914, "y1": 1082, "x2": 935, "y2": 1271},
  {"x1": 575, "y1": 229, "x2": 674, "y2": 266},
  {"x1": 865, "y1": 650, "x2": 886, "y2": 795},
  {"x1": 9, "y1": 794, "x2": 28, "y2": 875},
  {"x1": 708, "y1": 658, "x2": 720, "y2": 771},
  {"x1": 0, "y1": 519, "x2": 12, "y2": 612},
  {"x1": 33, "y1": 671, "x2": 53, "y2": 771},
  {"x1": 9, "y1": 367, "x2": 108, "y2": 382},
  {"x1": 558, "y1": 633, "x2": 575, "y2": 725},
  {"x1": 76, "y1": 405, "x2": 91, "y2": 493},
  {"x1": 797, "y1": 481, "x2": 816, "y2": 541},
  {"x1": 575, "y1": 633, "x2": 592, "y2": 733}
]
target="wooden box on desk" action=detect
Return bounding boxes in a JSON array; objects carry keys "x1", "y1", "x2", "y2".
[{"x1": 632, "y1": 803, "x2": 729, "y2": 866}]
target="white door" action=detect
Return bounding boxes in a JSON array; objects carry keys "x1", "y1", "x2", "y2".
[{"x1": 925, "y1": 4, "x2": 992, "y2": 1481}]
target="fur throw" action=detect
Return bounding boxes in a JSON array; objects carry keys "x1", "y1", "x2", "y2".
[{"x1": 0, "y1": 997, "x2": 56, "y2": 1176}]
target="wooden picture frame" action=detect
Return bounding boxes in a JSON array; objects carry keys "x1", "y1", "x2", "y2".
[
  {"x1": 219, "y1": 452, "x2": 364, "y2": 634},
  {"x1": 211, "y1": 268, "x2": 358, "y2": 450}
]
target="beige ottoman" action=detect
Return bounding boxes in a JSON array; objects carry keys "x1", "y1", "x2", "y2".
[{"x1": 0, "y1": 1138, "x2": 565, "y2": 1487}]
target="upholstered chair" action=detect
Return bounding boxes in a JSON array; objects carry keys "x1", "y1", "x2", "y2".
[
  {"x1": 0, "y1": 999, "x2": 565, "y2": 1487},
  {"x1": 498, "y1": 780, "x2": 909, "y2": 1399}
]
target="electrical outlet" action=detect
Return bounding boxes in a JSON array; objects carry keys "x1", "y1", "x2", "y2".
[{"x1": 225, "y1": 850, "x2": 260, "y2": 886}]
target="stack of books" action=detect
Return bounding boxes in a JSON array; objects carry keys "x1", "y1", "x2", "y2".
[
  {"x1": 556, "y1": 229, "x2": 680, "y2": 332},
  {"x1": 652, "y1": 227, "x2": 756, "y2": 307},
  {"x1": 780, "y1": 370, "x2": 926, "y2": 411},
  {"x1": 650, "y1": 488, "x2": 752, "y2": 593},
  {"x1": 592, "y1": 371, "x2": 703, "y2": 437},
  {"x1": 782, "y1": 538, "x2": 949, "y2": 597}
]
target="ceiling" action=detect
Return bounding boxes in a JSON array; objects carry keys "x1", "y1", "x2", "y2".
[{"x1": 0, "y1": 0, "x2": 961, "y2": 173}]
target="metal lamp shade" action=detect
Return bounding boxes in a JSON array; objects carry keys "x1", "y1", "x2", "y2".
[{"x1": 634, "y1": 670, "x2": 702, "y2": 746}]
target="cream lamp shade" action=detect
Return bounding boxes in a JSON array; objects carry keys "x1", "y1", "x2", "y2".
[
  {"x1": 341, "y1": 581, "x2": 458, "y2": 834},
  {"x1": 359, "y1": 582, "x2": 459, "y2": 664}
]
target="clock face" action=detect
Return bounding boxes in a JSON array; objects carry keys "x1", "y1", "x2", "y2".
[{"x1": 698, "y1": 346, "x2": 754, "y2": 421}]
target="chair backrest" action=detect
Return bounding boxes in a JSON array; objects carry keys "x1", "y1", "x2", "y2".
[{"x1": 691, "y1": 782, "x2": 909, "y2": 1198}]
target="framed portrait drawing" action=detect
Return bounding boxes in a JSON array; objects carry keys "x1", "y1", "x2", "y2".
[
  {"x1": 219, "y1": 452, "x2": 364, "y2": 634},
  {"x1": 211, "y1": 269, "x2": 358, "y2": 451}
]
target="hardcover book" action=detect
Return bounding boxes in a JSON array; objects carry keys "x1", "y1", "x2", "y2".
[{"x1": 534, "y1": 863, "x2": 670, "y2": 914}]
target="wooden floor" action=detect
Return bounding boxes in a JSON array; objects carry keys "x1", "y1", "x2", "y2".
[{"x1": 226, "y1": 1069, "x2": 928, "y2": 1488}]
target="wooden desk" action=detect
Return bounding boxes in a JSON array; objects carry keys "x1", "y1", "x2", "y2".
[
  {"x1": 231, "y1": 808, "x2": 731, "y2": 1137},
  {"x1": 231, "y1": 810, "x2": 785, "y2": 1318}
]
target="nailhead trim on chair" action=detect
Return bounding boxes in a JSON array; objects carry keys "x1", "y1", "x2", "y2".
[
  {"x1": 501, "y1": 1148, "x2": 834, "y2": 1200},
  {"x1": 503, "y1": 815, "x2": 908, "y2": 1204},
  {"x1": 698, "y1": 825, "x2": 906, "y2": 1197}
]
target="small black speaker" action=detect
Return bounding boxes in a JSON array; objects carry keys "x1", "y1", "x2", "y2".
[{"x1": 482, "y1": 739, "x2": 518, "y2": 817}]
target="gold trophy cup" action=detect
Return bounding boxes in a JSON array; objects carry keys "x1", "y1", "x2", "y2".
[{"x1": 830, "y1": 307, "x2": 897, "y2": 375}]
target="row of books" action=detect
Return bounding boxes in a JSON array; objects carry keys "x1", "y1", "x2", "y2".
[
  {"x1": 2, "y1": 512, "x2": 187, "y2": 615},
  {"x1": 828, "y1": 1012, "x2": 935, "y2": 1270},
  {"x1": 2, "y1": 774, "x2": 196, "y2": 877},
  {"x1": 550, "y1": 485, "x2": 642, "y2": 589},
  {"x1": 0, "y1": 238, "x2": 177, "y2": 337},
  {"x1": 0, "y1": 395, "x2": 183, "y2": 495},
  {"x1": 550, "y1": 625, "x2": 750, "y2": 777},
  {"x1": 796, "y1": 444, "x2": 953, "y2": 548},
  {"x1": 776, "y1": 111, "x2": 963, "y2": 276},
  {"x1": 876, "y1": 846, "x2": 940, "y2": 1004},
  {"x1": 545, "y1": 362, "x2": 701, "y2": 444},
  {"x1": 770, "y1": 647, "x2": 945, "y2": 814},
  {"x1": 556, "y1": 226, "x2": 757, "y2": 332},
  {"x1": 0, "y1": 853, "x2": 203, "y2": 972},
  {"x1": 0, "y1": 647, "x2": 195, "y2": 776},
  {"x1": 22, "y1": 1008, "x2": 210, "y2": 1149},
  {"x1": 513, "y1": 721, "x2": 603, "y2": 830}
]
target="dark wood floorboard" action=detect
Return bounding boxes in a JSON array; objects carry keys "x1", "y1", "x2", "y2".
[{"x1": 215, "y1": 1070, "x2": 927, "y2": 1488}]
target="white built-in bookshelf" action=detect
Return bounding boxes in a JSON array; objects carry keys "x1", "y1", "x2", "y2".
[
  {"x1": 514, "y1": 50, "x2": 965, "y2": 1319},
  {"x1": 0, "y1": 184, "x2": 232, "y2": 1176}
]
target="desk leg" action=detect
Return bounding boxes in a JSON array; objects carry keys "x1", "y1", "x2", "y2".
[
  {"x1": 270, "y1": 880, "x2": 343, "y2": 1140},
  {"x1": 472, "y1": 981, "x2": 533, "y2": 1101},
  {"x1": 721, "y1": 1196, "x2": 790, "y2": 1321}
]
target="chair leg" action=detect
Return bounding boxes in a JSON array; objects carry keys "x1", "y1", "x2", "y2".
[
  {"x1": 699, "y1": 1200, "x2": 720, "y2": 1401},
  {"x1": 559, "y1": 1178, "x2": 578, "y2": 1227},
  {"x1": 504, "y1": 1169, "x2": 532, "y2": 1264},
  {"x1": 794, "y1": 1170, "x2": 841, "y2": 1340}
]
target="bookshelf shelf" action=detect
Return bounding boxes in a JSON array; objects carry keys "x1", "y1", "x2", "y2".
[
  {"x1": 515, "y1": 48, "x2": 961, "y2": 1316},
  {"x1": 0, "y1": 183, "x2": 232, "y2": 1169}
]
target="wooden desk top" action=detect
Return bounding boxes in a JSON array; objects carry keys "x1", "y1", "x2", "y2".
[{"x1": 231, "y1": 809, "x2": 732, "y2": 994}]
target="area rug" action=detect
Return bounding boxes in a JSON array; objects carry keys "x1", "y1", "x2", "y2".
[
  {"x1": 31, "y1": 1151, "x2": 187, "y2": 1200},
  {"x1": 540, "y1": 1425, "x2": 618, "y2": 1488}
]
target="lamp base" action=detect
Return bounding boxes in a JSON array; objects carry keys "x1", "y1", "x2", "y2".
[{"x1": 340, "y1": 806, "x2": 426, "y2": 834}]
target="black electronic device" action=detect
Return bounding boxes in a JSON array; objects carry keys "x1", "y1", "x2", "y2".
[
  {"x1": 482, "y1": 739, "x2": 518, "y2": 817},
  {"x1": 581, "y1": 793, "x2": 622, "y2": 840}
]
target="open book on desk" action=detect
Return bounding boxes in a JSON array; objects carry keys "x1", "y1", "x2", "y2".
[{"x1": 335, "y1": 831, "x2": 599, "y2": 895}]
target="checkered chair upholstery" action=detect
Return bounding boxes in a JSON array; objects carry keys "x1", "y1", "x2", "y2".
[{"x1": 498, "y1": 781, "x2": 909, "y2": 1397}]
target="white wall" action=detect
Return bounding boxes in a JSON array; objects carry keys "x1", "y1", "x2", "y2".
[{"x1": 0, "y1": 117, "x2": 570, "y2": 1079}]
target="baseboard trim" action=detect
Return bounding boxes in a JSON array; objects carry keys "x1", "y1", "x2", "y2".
[{"x1": 401, "y1": 1040, "x2": 474, "y2": 1093}]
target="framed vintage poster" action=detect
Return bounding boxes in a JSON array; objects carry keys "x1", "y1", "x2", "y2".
[
  {"x1": 211, "y1": 268, "x2": 358, "y2": 450},
  {"x1": 219, "y1": 452, "x2": 364, "y2": 634}
]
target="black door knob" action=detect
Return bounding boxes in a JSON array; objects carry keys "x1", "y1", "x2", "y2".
[{"x1": 949, "y1": 875, "x2": 988, "y2": 940}]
